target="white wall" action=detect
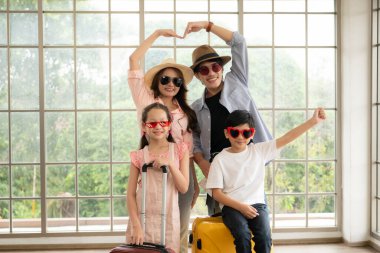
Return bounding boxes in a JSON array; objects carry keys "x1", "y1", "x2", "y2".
[{"x1": 341, "y1": 0, "x2": 372, "y2": 244}]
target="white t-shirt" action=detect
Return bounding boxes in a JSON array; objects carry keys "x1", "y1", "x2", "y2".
[{"x1": 206, "y1": 140, "x2": 278, "y2": 208}]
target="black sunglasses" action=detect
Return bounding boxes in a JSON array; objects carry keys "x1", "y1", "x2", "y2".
[{"x1": 160, "y1": 76, "x2": 183, "y2": 87}]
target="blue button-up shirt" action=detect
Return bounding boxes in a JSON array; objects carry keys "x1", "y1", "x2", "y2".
[{"x1": 191, "y1": 32, "x2": 273, "y2": 161}]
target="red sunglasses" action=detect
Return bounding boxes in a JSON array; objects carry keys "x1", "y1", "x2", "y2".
[
  {"x1": 198, "y1": 63, "x2": 222, "y2": 76},
  {"x1": 144, "y1": 121, "x2": 171, "y2": 128},
  {"x1": 227, "y1": 127, "x2": 255, "y2": 139}
]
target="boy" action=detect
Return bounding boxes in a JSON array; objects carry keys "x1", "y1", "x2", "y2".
[{"x1": 206, "y1": 108, "x2": 326, "y2": 253}]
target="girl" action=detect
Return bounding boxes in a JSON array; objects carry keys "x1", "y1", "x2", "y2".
[
  {"x1": 126, "y1": 103, "x2": 189, "y2": 253},
  {"x1": 128, "y1": 29, "x2": 199, "y2": 253}
]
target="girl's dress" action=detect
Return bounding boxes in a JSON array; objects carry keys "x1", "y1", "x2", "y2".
[{"x1": 126, "y1": 142, "x2": 187, "y2": 253}]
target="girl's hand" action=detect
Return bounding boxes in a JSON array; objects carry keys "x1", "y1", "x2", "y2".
[
  {"x1": 312, "y1": 108, "x2": 326, "y2": 124},
  {"x1": 183, "y1": 21, "x2": 209, "y2": 38},
  {"x1": 157, "y1": 29, "x2": 183, "y2": 39},
  {"x1": 130, "y1": 225, "x2": 144, "y2": 245},
  {"x1": 153, "y1": 158, "x2": 174, "y2": 171}
]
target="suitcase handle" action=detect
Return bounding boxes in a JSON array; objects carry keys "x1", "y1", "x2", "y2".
[{"x1": 142, "y1": 162, "x2": 168, "y2": 173}]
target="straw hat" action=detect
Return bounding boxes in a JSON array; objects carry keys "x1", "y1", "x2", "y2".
[
  {"x1": 190, "y1": 45, "x2": 231, "y2": 70},
  {"x1": 144, "y1": 58, "x2": 194, "y2": 89}
]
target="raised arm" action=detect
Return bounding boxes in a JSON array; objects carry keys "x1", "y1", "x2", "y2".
[
  {"x1": 129, "y1": 29, "x2": 183, "y2": 70},
  {"x1": 276, "y1": 108, "x2": 326, "y2": 149},
  {"x1": 183, "y1": 21, "x2": 233, "y2": 43}
]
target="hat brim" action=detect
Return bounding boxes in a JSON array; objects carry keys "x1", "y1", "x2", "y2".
[
  {"x1": 144, "y1": 63, "x2": 194, "y2": 89},
  {"x1": 190, "y1": 55, "x2": 231, "y2": 70}
]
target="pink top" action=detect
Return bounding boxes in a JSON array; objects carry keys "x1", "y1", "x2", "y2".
[
  {"x1": 126, "y1": 142, "x2": 187, "y2": 253},
  {"x1": 128, "y1": 70, "x2": 193, "y2": 156}
]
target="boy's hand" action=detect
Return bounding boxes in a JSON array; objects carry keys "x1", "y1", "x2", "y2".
[
  {"x1": 183, "y1": 21, "x2": 209, "y2": 38},
  {"x1": 312, "y1": 107, "x2": 326, "y2": 124},
  {"x1": 238, "y1": 203, "x2": 259, "y2": 219}
]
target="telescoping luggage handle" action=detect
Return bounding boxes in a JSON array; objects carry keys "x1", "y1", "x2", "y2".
[{"x1": 141, "y1": 162, "x2": 168, "y2": 246}]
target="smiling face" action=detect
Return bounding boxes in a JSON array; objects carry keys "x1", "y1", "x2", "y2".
[
  {"x1": 195, "y1": 61, "x2": 224, "y2": 94},
  {"x1": 224, "y1": 123, "x2": 255, "y2": 153},
  {"x1": 157, "y1": 68, "x2": 182, "y2": 98},
  {"x1": 142, "y1": 108, "x2": 171, "y2": 141}
]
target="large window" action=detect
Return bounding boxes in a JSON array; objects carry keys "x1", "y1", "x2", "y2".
[{"x1": 0, "y1": 0, "x2": 337, "y2": 236}]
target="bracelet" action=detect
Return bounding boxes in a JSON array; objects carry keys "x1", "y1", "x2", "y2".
[{"x1": 206, "y1": 21, "x2": 214, "y2": 32}]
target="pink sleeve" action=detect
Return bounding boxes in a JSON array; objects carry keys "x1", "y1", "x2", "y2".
[
  {"x1": 128, "y1": 70, "x2": 156, "y2": 109},
  {"x1": 130, "y1": 150, "x2": 142, "y2": 170},
  {"x1": 176, "y1": 142, "x2": 189, "y2": 161}
]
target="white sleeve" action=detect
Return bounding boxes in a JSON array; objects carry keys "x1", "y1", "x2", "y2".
[
  {"x1": 206, "y1": 160, "x2": 224, "y2": 190},
  {"x1": 254, "y1": 140, "x2": 278, "y2": 163}
]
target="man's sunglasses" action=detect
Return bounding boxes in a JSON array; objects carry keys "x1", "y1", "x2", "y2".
[
  {"x1": 198, "y1": 63, "x2": 222, "y2": 76},
  {"x1": 144, "y1": 121, "x2": 171, "y2": 128},
  {"x1": 227, "y1": 127, "x2": 255, "y2": 139},
  {"x1": 160, "y1": 76, "x2": 183, "y2": 87}
]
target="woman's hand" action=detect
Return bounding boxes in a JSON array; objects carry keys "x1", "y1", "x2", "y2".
[
  {"x1": 157, "y1": 29, "x2": 183, "y2": 39},
  {"x1": 183, "y1": 21, "x2": 209, "y2": 38},
  {"x1": 129, "y1": 225, "x2": 144, "y2": 245}
]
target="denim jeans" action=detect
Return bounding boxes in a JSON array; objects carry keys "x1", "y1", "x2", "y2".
[{"x1": 222, "y1": 204, "x2": 272, "y2": 253}]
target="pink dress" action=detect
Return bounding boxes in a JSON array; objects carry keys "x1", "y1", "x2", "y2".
[
  {"x1": 128, "y1": 70, "x2": 193, "y2": 155},
  {"x1": 126, "y1": 142, "x2": 187, "y2": 253}
]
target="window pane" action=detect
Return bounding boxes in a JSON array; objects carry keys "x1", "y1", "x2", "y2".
[
  {"x1": 176, "y1": 0, "x2": 207, "y2": 12},
  {"x1": 308, "y1": 195, "x2": 336, "y2": 227},
  {"x1": 44, "y1": 49, "x2": 75, "y2": 109},
  {"x1": 0, "y1": 113, "x2": 9, "y2": 162},
  {"x1": 275, "y1": 111, "x2": 306, "y2": 159},
  {"x1": 210, "y1": 14, "x2": 238, "y2": 46},
  {"x1": 308, "y1": 0, "x2": 335, "y2": 12},
  {"x1": 210, "y1": 0, "x2": 237, "y2": 12},
  {"x1": 78, "y1": 164, "x2": 110, "y2": 196},
  {"x1": 112, "y1": 164, "x2": 129, "y2": 196},
  {"x1": 275, "y1": 163, "x2": 305, "y2": 193},
  {"x1": 274, "y1": 0, "x2": 305, "y2": 12},
  {"x1": 244, "y1": 14, "x2": 272, "y2": 46},
  {"x1": 0, "y1": 200, "x2": 10, "y2": 233},
  {"x1": 10, "y1": 48, "x2": 39, "y2": 110},
  {"x1": 10, "y1": 13, "x2": 38, "y2": 45},
  {"x1": 47, "y1": 198, "x2": 76, "y2": 232},
  {"x1": 308, "y1": 110, "x2": 336, "y2": 159},
  {"x1": 46, "y1": 165, "x2": 75, "y2": 197},
  {"x1": 12, "y1": 199, "x2": 41, "y2": 233},
  {"x1": 0, "y1": 166, "x2": 9, "y2": 197},
  {"x1": 76, "y1": 14, "x2": 108, "y2": 45},
  {"x1": 145, "y1": 0, "x2": 173, "y2": 11},
  {"x1": 0, "y1": 13, "x2": 6, "y2": 45},
  {"x1": 44, "y1": 14, "x2": 74, "y2": 45},
  {"x1": 45, "y1": 113, "x2": 75, "y2": 162},
  {"x1": 260, "y1": 110, "x2": 273, "y2": 135},
  {"x1": 145, "y1": 48, "x2": 174, "y2": 72},
  {"x1": 308, "y1": 162, "x2": 335, "y2": 193},
  {"x1": 111, "y1": 14, "x2": 139, "y2": 45},
  {"x1": 112, "y1": 48, "x2": 134, "y2": 109},
  {"x1": 176, "y1": 14, "x2": 208, "y2": 46},
  {"x1": 113, "y1": 197, "x2": 127, "y2": 231},
  {"x1": 0, "y1": 0, "x2": 5, "y2": 10},
  {"x1": 43, "y1": 0, "x2": 73, "y2": 11},
  {"x1": 111, "y1": 0, "x2": 139, "y2": 11},
  {"x1": 77, "y1": 0, "x2": 108, "y2": 11},
  {"x1": 11, "y1": 112, "x2": 40, "y2": 163},
  {"x1": 308, "y1": 14, "x2": 335, "y2": 46},
  {"x1": 275, "y1": 195, "x2": 306, "y2": 228},
  {"x1": 308, "y1": 48, "x2": 336, "y2": 108},
  {"x1": 112, "y1": 112, "x2": 139, "y2": 162},
  {"x1": 248, "y1": 48, "x2": 273, "y2": 108},
  {"x1": 243, "y1": 0, "x2": 272, "y2": 12},
  {"x1": 275, "y1": 48, "x2": 305, "y2": 108},
  {"x1": 265, "y1": 163, "x2": 273, "y2": 194},
  {"x1": 145, "y1": 14, "x2": 174, "y2": 46},
  {"x1": 77, "y1": 49, "x2": 109, "y2": 109},
  {"x1": 77, "y1": 112, "x2": 110, "y2": 162},
  {"x1": 9, "y1": 0, "x2": 37, "y2": 10},
  {"x1": 79, "y1": 198, "x2": 110, "y2": 231},
  {"x1": 0, "y1": 49, "x2": 8, "y2": 109},
  {"x1": 274, "y1": 14, "x2": 305, "y2": 46},
  {"x1": 12, "y1": 165, "x2": 40, "y2": 197}
]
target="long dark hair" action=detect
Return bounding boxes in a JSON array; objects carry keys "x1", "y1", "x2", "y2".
[
  {"x1": 151, "y1": 68, "x2": 199, "y2": 134},
  {"x1": 139, "y1": 103, "x2": 175, "y2": 149}
]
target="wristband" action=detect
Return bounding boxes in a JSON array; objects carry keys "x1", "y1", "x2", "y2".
[{"x1": 206, "y1": 21, "x2": 214, "y2": 32}]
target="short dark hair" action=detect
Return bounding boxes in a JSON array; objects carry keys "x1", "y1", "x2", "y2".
[{"x1": 225, "y1": 110, "x2": 255, "y2": 129}]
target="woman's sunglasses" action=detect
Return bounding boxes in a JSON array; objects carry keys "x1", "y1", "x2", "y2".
[
  {"x1": 198, "y1": 63, "x2": 222, "y2": 76},
  {"x1": 227, "y1": 127, "x2": 255, "y2": 139},
  {"x1": 144, "y1": 121, "x2": 171, "y2": 128},
  {"x1": 160, "y1": 76, "x2": 183, "y2": 87}
]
